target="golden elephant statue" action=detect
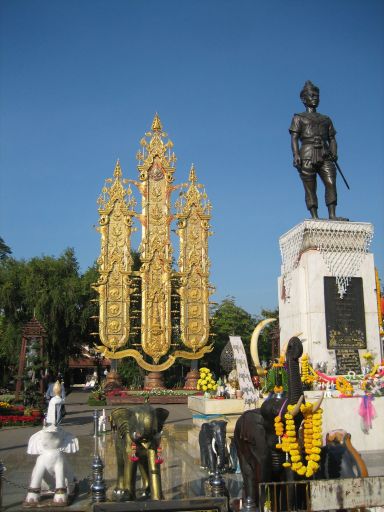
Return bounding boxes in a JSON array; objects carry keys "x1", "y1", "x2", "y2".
[{"x1": 110, "y1": 404, "x2": 169, "y2": 501}]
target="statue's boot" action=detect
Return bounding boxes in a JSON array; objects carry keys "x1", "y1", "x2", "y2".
[
  {"x1": 309, "y1": 207, "x2": 319, "y2": 219},
  {"x1": 328, "y1": 204, "x2": 349, "y2": 221}
]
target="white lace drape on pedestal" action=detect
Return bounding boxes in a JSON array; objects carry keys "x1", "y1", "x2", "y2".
[
  {"x1": 279, "y1": 223, "x2": 306, "y2": 301},
  {"x1": 280, "y1": 221, "x2": 374, "y2": 300}
]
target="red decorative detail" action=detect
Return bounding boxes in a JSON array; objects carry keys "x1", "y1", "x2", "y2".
[
  {"x1": 129, "y1": 442, "x2": 139, "y2": 462},
  {"x1": 155, "y1": 446, "x2": 164, "y2": 465},
  {"x1": 315, "y1": 370, "x2": 337, "y2": 383}
]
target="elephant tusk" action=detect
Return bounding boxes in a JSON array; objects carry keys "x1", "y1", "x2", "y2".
[
  {"x1": 212, "y1": 438, "x2": 217, "y2": 456},
  {"x1": 312, "y1": 392, "x2": 325, "y2": 413},
  {"x1": 250, "y1": 318, "x2": 277, "y2": 376},
  {"x1": 290, "y1": 395, "x2": 304, "y2": 417}
]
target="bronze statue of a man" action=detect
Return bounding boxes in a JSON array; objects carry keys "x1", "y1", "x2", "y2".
[{"x1": 289, "y1": 81, "x2": 345, "y2": 220}]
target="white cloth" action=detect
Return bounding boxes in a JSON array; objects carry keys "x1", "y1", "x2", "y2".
[{"x1": 46, "y1": 395, "x2": 63, "y2": 426}]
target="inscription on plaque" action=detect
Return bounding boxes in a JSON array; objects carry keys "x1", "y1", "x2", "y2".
[
  {"x1": 335, "y1": 349, "x2": 362, "y2": 375},
  {"x1": 324, "y1": 277, "x2": 366, "y2": 349}
]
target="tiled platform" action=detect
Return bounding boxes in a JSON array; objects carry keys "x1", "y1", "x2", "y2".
[
  {"x1": 0, "y1": 391, "x2": 243, "y2": 511},
  {"x1": 1, "y1": 391, "x2": 383, "y2": 511}
]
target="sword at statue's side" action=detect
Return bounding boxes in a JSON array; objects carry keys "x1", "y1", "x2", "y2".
[{"x1": 333, "y1": 158, "x2": 350, "y2": 190}]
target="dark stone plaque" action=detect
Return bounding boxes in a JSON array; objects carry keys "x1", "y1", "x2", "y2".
[
  {"x1": 335, "y1": 349, "x2": 362, "y2": 375},
  {"x1": 324, "y1": 277, "x2": 366, "y2": 349}
]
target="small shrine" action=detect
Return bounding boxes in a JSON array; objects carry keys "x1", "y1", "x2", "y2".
[{"x1": 15, "y1": 317, "x2": 46, "y2": 400}]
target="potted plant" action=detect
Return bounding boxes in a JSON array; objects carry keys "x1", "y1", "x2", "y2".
[{"x1": 88, "y1": 385, "x2": 107, "y2": 406}]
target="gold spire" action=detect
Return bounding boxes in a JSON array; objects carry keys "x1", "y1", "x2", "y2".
[
  {"x1": 151, "y1": 113, "x2": 162, "y2": 132},
  {"x1": 113, "y1": 159, "x2": 122, "y2": 178},
  {"x1": 189, "y1": 164, "x2": 197, "y2": 183}
]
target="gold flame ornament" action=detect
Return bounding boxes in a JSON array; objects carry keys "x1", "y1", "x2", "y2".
[
  {"x1": 176, "y1": 165, "x2": 212, "y2": 352},
  {"x1": 94, "y1": 115, "x2": 213, "y2": 371},
  {"x1": 93, "y1": 161, "x2": 137, "y2": 352}
]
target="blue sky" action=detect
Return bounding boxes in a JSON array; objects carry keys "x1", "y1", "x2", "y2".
[{"x1": 0, "y1": 0, "x2": 383, "y2": 315}]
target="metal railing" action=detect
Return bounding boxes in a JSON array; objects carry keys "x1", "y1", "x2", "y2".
[{"x1": 257, "y1": 481, "x2": 309, "y2": 512}]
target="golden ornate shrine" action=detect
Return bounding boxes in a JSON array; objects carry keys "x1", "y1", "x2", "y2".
[{"x1": 93, "y1": 115, "x2": 213, "y2": 371}]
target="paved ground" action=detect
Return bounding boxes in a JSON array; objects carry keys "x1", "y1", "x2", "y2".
[
  {"x1": 1, "y1": 389, "x2": 383, "y2": 511},
  {"x1": 0, "y1": 389, "x2": 209, "y2": 511}
]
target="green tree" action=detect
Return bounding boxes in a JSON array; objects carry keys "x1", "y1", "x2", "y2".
[
  {"x1": 0, "y1": 249, "x2": 97, "y2": 384},
  {"x1": 258, "y1": 307, "x2": 280, "y2": 363},
  {"x1": 207, "y1": 297, "x2": 258, "y2": 376},
  {"x1": 204, "y1": 298, "x2": 279, "y2": 378},
  {"x1": 78, "y1": 263, "x2": 99, "y2": 338},
  {"x1": 0, "y1": 237, "x2": 12, "y2": 260}
]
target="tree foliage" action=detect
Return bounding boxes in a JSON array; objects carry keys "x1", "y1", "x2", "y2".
[
  {"x1": 0, "y1": 237, "x2": 12, "y2": 260},
  {"x1": 204, "y1": 298, "x2": 279, "y2": 377},
  {"x1": 0, "y1": 248, "x2": 98, "y2": 385},
  {"x1": 259, "y1": 307, "x2": 280, "y2": 363},
  {"x1": 206, "y1": 297, "x2": 257, "y2": 376}
]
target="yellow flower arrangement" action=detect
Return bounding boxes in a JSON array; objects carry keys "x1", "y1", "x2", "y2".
[
  {"x1": 272, "y1": 355, "x2": 285, "y2": 368},
  {"x1": 335, "y1": 376, "x2": 353, "y2": 396},
  {"x1": 274, "y1": 402, "x2": 323, "y2": 478},
  {"x1": 196, "y1": 367, "x2": 217, "y2": 393}
]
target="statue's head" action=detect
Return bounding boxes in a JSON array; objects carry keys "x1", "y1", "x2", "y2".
[{"x1": 300, "y1": 80, "x2": 320, "y2": 108}]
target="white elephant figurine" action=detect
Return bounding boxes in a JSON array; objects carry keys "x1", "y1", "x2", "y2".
[{"x1": 24, "y1": 425, "x2": 79, "y2": 506}]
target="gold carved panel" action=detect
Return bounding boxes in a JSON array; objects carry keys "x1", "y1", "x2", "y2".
[
  {"x1": 94, "y1": 161, "x2": 136, "y2": 353},
  {"x1": 95, "y1": 117, "x2": 213, "y2": 369},
  {"x1": 177, "y1": 166, "x2": 212, "y2": 352}
]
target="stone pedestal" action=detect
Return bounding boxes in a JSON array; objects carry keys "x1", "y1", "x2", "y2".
[
  {"x1": 305, "y1": 392, "x2": 384, "y2": 452},
  {"x1": 104, "y1": 370, "x2": 121, "y2": 391},
  {"x1": 278, "y1": 220, "x2": 381, "y2": 371},
  {"x1": 144, "y1": 371, "x2": 166, "y2": 390},
  {"x1": 183, "y1": 369, "x2": 199, "y2": 390},
  {"x1": 188, "y1": 395, "x2": 248, "y2": 433}
]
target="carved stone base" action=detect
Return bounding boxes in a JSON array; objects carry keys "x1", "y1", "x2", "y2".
[
  {"x1": 144, "y1": 371, "x2": 166, "y2": 390},
  {"x1": 278, "y1": 220, "x2": 380, "y2": 372},
  {"x1": 183, "y1": 369, "x2": 199, "y2": 390},
  {"x1": 104, "y1": 370, "x2": 121, "y2": 392}
]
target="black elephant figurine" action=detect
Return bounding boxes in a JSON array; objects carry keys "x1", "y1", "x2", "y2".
[
  {"x1": 199, "y1": 420, "x2": 228, "y2": 475},
  {"x1": 318, "y1": 430, "x2": 368, "y2": 479},
  {"x1": 234, "y1": 336, "x2": 307, "y2": 511},
  {"x1": 110, "y1": 404, "x2": 169, "y2": 501}
]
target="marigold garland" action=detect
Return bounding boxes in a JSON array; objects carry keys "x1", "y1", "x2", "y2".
[
  {"x1": 301, "y1": 354, "x2": 318, "y2": 385},
  {"x1": 274, "y1": 402, "x2": 323, "y2": 478},
  {"x1": 335, "y1": 376, "x2": 353, "y2": 396}
]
